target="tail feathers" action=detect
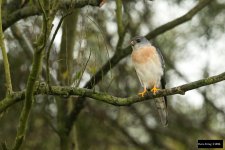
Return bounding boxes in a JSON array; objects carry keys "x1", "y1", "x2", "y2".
[{"x1": 154, "y1": 97, "x2": 168, "y2": 126}]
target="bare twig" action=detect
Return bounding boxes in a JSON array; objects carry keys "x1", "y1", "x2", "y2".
[
  {"x1": 84, "y1": 0, "x2": 214, "y2": 89},
  {"x1": 46, "y1": 12, "x2": 72, "y2": 86},
  {"x1": 129, "y1": 106, "x2": 190, "y2": 148},
  {"x1": 42, "y1": 112, "x2": 60, "y2": 135},
  {"x1": 75, "y1": 50, "x2": 92, "y2": 87},
  {"x1": 146, "y1": 0, "x2": 213, "y2": 39},
  {"x1": 87, "y1": 105, "x2": 150, "y2": 150},
  {"x1": 162, "y1": 49, "x2": 225, "y2": 115},
  {"x1": 11, "y1": 24, "x2": 34, "y2": 58}
]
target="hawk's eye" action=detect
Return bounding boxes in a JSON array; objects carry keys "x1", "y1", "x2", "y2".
[{"x1": 136, "y1": 39, "x2": 141, "y2": 43}]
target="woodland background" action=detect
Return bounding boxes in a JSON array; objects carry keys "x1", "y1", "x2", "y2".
[{"x1": 0, "y1": 0, "x2": 225, "y2": 150}]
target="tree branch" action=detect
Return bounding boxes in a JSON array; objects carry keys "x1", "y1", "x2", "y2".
[
  {"x1": 3, "y1": 5, "x2": 39, "y2": 31},
  {"x1": 12, "y1": 1, "x2": 56, "y2": 149},
  {"x1": 11, "y1": 24, "x2": 34, "y2": 58},
  {"x1": 163, "y1": 50, "x2": 225, "y2": 116},
  {"x1": 129, "y1": 106, "x2": 190, "y2": 148},
  {"x1": 115, "y1": 0, "x2": 126, "y2": 51},
  {"x1": 116, "y1": 0, "x2": 123, "y2": 36},
  {"x1": 67, "y1": 0, "x2": 214, "y2": 126},
  {"x1": 2, "y1": 0, "x2": 103, "y2": 31},
  {"x1": 1, "y1": 71, "x2": 225, "y2": 113},
  {"x1": 0, "y1": 0, "x2": 13, "y2": 94},
  {"x1": 46, "y1": 11, "x2": 72, "y2": 85},
  {"x1": 87, "y1": 105, "x2": 150, "y2": 150},
  {"x1": 84, "y1": 0, "x2": 214, "y2": 89},
  {"x1": 145, "y1": 0, "x2": 213, "y2": 39}
]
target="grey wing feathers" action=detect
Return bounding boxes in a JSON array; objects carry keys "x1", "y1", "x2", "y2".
[
  {"x1": 156, "y1": 48, "x2": 166, "y2": 71},
  {"x1": 161, "y1": 76, "x2": 167, "y2": 107},
  {"x1": 156, "y1": 48, "x2": 168, "y2": 126},
  {"x1": 154, "y1": 76, "x2": 168, "y2": 126},
  {"x1": 156, "y1": 47, "x2": 167, "y2": 104}
]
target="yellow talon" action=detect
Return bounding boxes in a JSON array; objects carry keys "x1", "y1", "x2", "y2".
[
  {"x1": 138, "y1": 87, "x2": 147, "y2": 97},
  {"x1": 151, "y1": 85, "x2": 160, "y2": 95}
]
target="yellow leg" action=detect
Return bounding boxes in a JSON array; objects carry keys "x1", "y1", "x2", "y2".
[
  {"x1": 138, "y1": 87, "x2": 147, "y2": 97},
  {"x1": 151, "y1": 85, "x2": 160, "y2": 95}
]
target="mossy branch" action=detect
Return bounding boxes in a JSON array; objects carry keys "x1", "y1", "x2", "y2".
[
  {"x1": 1, "y1": 71, "x2": 225, "y2": 113},
  {"x1": 62, "y1": 0, "x2": 214, "y2": 125},
  {"x1": 12, "y1": 1, "x2": 56, "y2": 149},
  {"x1": 0, "y1": 0, "x2": 13, "y2": 94},
  {"x1": 84, "y1": 0, "x2": 213, "y2": 89}
]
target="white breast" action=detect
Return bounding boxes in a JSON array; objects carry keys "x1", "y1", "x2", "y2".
[
  {"x1": 133, "y1": 59, "x2": 163, "y2": 88},
  {"x1": 131, "y1": 45, "x2": 163, "y2": 88}
]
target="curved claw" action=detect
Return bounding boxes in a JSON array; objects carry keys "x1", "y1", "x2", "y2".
[
  {"x1": 151, "y1": 85, "x2": 160, "y2": 95},
  {"x1": 138, "y1": 87, "x2": 147, "y2": 97}
]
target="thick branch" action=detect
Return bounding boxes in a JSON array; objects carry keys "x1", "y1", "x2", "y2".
[
  {"x1": 3, "y1": 5, "x2": 39, "y2": 31},
  {"x1": 1, "y1": 71, "x2": 225, "y2": 113},
  {"x1": 3, "y1": 0, "x2": 102, "y2": 31},
  {"x1": 12, "y1": 1, "x2": 55, "y2": 149},
  {"x1": 37, "y1": 71, "x2": 225, "y2": 105},
  {"x1": 85, "y1": 0, "x2": 213, "y2": 88},
  {"x1": 66, "y1": 0, "x2": 214, "y2": 128}
]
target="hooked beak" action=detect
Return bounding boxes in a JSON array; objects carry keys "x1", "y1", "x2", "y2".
[{"x1": 130, "y1": 40, "x2": 135, "y2": 46}]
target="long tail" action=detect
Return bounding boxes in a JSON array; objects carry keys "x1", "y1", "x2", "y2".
[{"x1": 154, "y1": 97, "x2": 168, "y2": 126}]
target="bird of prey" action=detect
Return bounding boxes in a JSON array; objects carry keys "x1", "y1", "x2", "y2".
[{"x1": 130, "y1": 36, "x2": 168, "y2": 126}]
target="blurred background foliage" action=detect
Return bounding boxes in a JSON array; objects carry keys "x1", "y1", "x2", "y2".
[{"x1": 0, "y1": 0, "x2": 225, "y2": 150}]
